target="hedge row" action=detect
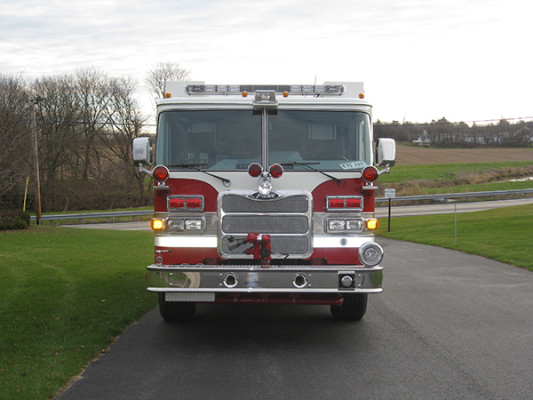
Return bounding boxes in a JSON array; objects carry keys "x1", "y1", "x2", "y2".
[{"x1": 0, "y1": 209, "x2": 30, "y2": 230}]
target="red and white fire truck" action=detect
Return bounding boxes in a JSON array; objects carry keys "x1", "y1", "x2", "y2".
[{"x1": 133, "y1": 81, "x2": 395, "y2": 322}]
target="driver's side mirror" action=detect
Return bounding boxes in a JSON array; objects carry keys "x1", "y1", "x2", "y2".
[
  {"x1": 376, "y1": 138, "x2": 396, "y2": 168},
  {"x1": 132, "y1": 137, "x2": 152, "y2": 166}
]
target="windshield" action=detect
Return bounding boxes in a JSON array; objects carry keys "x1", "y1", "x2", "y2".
[
  {"x1": 268, "y1": 110, "x2": 371, "y2": 170},
  {"x1": 156, "y1": 110, "x2": 261, "y2": 170},
  {"x1": 156, "y1": 109, "x2": 371, "y2": 171}
]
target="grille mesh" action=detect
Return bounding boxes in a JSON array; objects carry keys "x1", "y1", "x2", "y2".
[
  {"x1": 222, "y1": 194, "x2": 309, "y2": 213},
  {"x1": 221, "y1": 236, "x2": 310, "y2": 255},
  {"x1": 222, "y1": 215, "x2": 308, "y2": 234},
  {"x1": 220, "y1": 193, "x2": 311, "y2": 257}
]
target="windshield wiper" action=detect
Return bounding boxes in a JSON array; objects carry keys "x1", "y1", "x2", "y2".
[
  {"x1": 167, "y1": 164, "x2": 231, "y2": 187},
  {"x1": 281, "y1": 162, "x2": 342, "y2": 184}
]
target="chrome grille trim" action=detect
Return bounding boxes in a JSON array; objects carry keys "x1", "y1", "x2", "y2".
[{"x1": 218, "y1": 190, "x2": 312, "y2": 259}]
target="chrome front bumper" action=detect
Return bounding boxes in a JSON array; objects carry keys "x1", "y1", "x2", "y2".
[{"x1": 146, "y1": 264, "x2": 383, "y2": 295}]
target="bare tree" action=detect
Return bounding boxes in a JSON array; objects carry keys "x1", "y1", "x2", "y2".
[
  {"x1": 32, "y1": 74, "x2": 80, "y2": 210},
  {"x1": 146, "y1": 62, "x2": 190, "y2": 103},
  {"x1": 75, "y1": 68, "x2": 114, "y2": 181},
  {"x1": 0, "y1": 74, "x2": 30, "y2": 207},
  {"x1": 100, "y1": 77, "x2": 150, "y2": 202}
]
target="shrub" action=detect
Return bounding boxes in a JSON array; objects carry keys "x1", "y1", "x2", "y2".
[{"x1": 0, "y1": 209, "x2": 31, "y2": 230}]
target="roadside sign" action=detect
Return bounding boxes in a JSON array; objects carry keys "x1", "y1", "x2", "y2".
[{"x1": 384, "y1": 188, "x2": 396, "y2": 232}]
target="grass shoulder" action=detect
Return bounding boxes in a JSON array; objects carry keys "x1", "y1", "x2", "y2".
[{"x1": 376, "y1": 203, "x2": 533, "y2": 271}]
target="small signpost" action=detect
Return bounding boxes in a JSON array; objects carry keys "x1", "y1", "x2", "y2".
[{"x1": 384, "y1": 188, "x2": 396, "y2": 232}]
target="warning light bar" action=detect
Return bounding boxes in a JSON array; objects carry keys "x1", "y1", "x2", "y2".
[{"x1": 185, "y1": 84, "x2": 344, "y2": 96}]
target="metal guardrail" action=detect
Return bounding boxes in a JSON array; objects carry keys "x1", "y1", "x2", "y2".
[
  {"x1": 375, "y1": 188, "x2": 533, "y2": 206},
  {"x1": 30, "y1": 189, "x2": 532, "y2": 223},
  {"x1": 30, "y1": 210, "x2": 153, "y2": 223}
]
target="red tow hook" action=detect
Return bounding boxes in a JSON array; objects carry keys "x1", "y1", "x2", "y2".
[{"x1": 244, "y1": 233, "x2": 271, "y2": 267}]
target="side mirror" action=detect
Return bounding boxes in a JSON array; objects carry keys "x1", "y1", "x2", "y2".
[
  {"x1": 133, "y1": 137, "x2": 152, "y2": 165},
  {"x1": 376, "y1": 138, "x2": 396, "y2": 168}
]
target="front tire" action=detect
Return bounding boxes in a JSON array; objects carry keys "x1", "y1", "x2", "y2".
[
  {"x1": 158, "y1": 293, "x2": 196, "y2": 322},
  {"x1": 330, "y1": 293, "x2": 367, "y2": 321}
]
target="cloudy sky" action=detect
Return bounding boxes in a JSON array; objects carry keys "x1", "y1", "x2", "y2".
[{"x1": 1, "y1": 0, "x2": 531, "y2": 124}]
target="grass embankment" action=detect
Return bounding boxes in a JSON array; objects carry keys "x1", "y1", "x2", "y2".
[
  {"x1": 377, "y1": 203, "x2": 533, "y2": 271},
  {"x1": 378, "y1": 161, "x2": 533, "y2": 196},
  {"x1": 0, "y1": 227, "x2": 156, "y2": 399}
]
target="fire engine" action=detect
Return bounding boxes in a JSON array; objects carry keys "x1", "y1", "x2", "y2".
[{"x1": 133, "y1": 81, "x2": 395, "y2": 322}]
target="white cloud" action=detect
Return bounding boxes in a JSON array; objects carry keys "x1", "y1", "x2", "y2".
[{"x1": 1, "y1": 0, "x2": 532, "y2": 123}]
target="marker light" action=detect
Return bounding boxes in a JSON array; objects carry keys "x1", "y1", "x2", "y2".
[
  {"x1": 358, "y1": 93, "x2": 365, "y2": 99},
  {"x1": 327, "y1": 196, "x2": 363, "y2": 211},
  {"x1": 362, "y1": 166, "x2": 379, "y2": 183},
  {"x1": 151, "y1": 218, "x2": 165, "y2": 231},
  {"x1": 269, "y1": 163, "x2": 283, "y2": 178},
  {"x1": 328, "y1": 198, "x2": 345, "y2": 208},
  {"x1": 168, "y1": 198, "x2": 185, "y2": 208},
  {"x1": 346, "y1": 198, "x2": 362, "y2": 208},
  {"x1": 248, "y1": 163, "x2": 263, "y2": 177},
  {"x1": 366, "y1": 218, "x2": 379, "y2": 230},
  {"x1": 165, "y1": 92, "x2": 172, "y2": 98},
  {"x1": 153, "y1": 165, "x2": 169, "y2": 183},
  {"x1": 186, "y1": 198, "x2": 203, "y2": 208},
  {"x1": 242, "y1": 91, "x2": 248, "y2": 97}
]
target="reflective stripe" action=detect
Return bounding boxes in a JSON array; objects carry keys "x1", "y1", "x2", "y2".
[
  {"x1": 313, "y1": 236, "x2": 373, "y2": 248},
  {"x1": 156, "y1": 235, "x2": 373, "y2": 249},
  {"x1": 155, "y1": 236, "x2": 217, "y2": 248}
]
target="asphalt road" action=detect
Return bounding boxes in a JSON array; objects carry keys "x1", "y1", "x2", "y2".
[{"x1": 56, "y1": 238, "x2": 532, "y2": 400}]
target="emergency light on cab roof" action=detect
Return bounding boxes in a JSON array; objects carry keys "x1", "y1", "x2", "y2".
[{"x1": 183, "y1": 84, "x2": 345, "y2": 97}]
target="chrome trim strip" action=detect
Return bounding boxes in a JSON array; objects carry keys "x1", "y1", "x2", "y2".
[
  {"x1": 313, "y1": 236, "x2": 374, "y2": 248},
  {"x1": 151, "y1": 287, "x2": 383, "y2": 294},
  {"x1": 155, "y1": 235, "x2": 217, "y2": 248}
]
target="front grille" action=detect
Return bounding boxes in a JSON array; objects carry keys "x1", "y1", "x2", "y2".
[
  {"x1": 222, "y1": 215, "x2": 309, "y2": 234},
  {"x1": 222, "y1": 194, "x2": 309, "y2": 213},
  {"x1": 219, "y1": 192, "x2": 312, "y2": 258},
  {"x1": 221, "y1": 236, "x2": 310, "y2": 255}
]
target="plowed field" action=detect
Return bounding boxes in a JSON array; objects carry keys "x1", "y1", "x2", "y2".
[{"x1": 396, "y1": 146, "x2": 532, "y2": 165}]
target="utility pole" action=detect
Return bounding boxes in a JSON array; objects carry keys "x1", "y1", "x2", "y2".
[{"x1": 30, "y1": 96, "x2": 43, "y2": 225}]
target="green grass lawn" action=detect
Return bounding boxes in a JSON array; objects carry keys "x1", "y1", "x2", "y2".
[
  {"x1": 377, "y1": 161, "x2": 533, "y2": 196},
  {"x1": 0, "y1": 227, "x2": 156, "y2": 400},
  {"x1": 377, "y1": 203, "x2": 533, "y2": 271}
]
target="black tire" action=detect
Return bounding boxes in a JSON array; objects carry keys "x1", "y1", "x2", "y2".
[
  {"x1": 330, "y1": 293, "x2": 368, "y2": 321},
  {"x1": 158, "y1": 293, "x2": 196, "y2": 322}
]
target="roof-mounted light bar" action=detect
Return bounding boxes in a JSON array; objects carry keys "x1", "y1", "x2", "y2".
[{"x1": 185, "y1": 84, "x2": 344, "y2": 97}]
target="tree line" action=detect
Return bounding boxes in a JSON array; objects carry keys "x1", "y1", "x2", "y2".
[
  {"x1": 0, "y1": 64, "x2": 189, "y2": 212},
  {"x1": 374, "y1": 118, "x2": 533, "y2": 147},
  {"x1": 1, "y1": 67, "x2": 530, "y2": 214}
]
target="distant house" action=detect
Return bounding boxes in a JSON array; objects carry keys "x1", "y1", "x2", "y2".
[{"x1": 412, "y1": 130, "x2": 431, "y2": 146}]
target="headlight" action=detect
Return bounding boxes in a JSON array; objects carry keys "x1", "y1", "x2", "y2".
[
  {"x1": 328, "y1": 219, "x2": 346, "y2": 231},
  {"x1": 358, "y1": 242, "x2": 383, "y2": 267},
  {"x1": 185, "y1": 219, "x2": 203, "y2": 231},
  {"x1": 167, "y1": 218, "x2": 205, "y2": 233},
  {"x1": 326, "y1": 218, "x2": 363, "y2": 232}
]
